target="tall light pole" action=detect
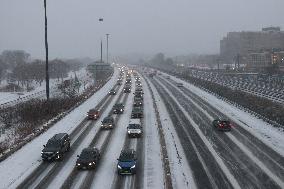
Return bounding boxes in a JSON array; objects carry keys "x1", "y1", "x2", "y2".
[
  {"x1": 100, "y1": 39, "x2": 103, "y2": 62},
  {"x1": 44, "y1": 0, "x2": 49, "y2": 100},
  {"x1": 106, "y1": 34, "x2": 110, "y2": 64}
]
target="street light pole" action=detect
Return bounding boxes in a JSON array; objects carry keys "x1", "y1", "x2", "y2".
[
  {"x1": 106, "y1": 34, "x2": 110, "y2": 64},
  {"x1": 100, "y1": 39, "x2": 103, "y2": 62},
  {"x1": 44, "y1": 0, "x2": 49, "y2": 100}
]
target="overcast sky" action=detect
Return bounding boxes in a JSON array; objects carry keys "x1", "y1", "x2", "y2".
[{"x1": 0, "y1": 0, "x2": 283, "y2": 59}]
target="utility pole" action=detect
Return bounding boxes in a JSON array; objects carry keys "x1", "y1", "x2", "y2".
[
  {"x1": 106, "y1": 34, "x2": 110, "y2": 64},
  {"x1": 100, "y1": 40, "x2": 103, "y2": 62},
  {"x1": 44, "y1": 0, "x2": 49, "y2": 100}
]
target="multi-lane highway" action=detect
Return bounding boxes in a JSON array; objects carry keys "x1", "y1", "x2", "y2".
[{"x1": 0, "y1": 67, "x2": 283, "y2": 189}]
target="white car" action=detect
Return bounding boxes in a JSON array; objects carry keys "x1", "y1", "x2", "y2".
[{"x1": 127, "y1": 119, "x2": 142, "y2": 137}]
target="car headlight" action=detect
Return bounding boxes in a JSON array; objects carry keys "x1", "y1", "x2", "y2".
[
  {"x1": 89, "y1": 163, "x2": 92, "y2": 166},
  {"x1": 117, "y1": 165, "x2": 122, "y2": 169},
  {"x1": 128, "y1": 130, "x2": 131, "y2": 134},
  {"x1": 56, "y1": 151, "x2": 59, "y2": 154},
  {"x1": 109, "y1": 124, "x2": 112, "y2": 127},
  {"x1": 77, "y1": 163, "x2": 81, "y2": 166},
  {"x1": 137, "y1": 130, "x2": 141, "y2": 133},
  {"x1": 131, "y1": 165, "x2": 136, "y2": 169},
  {"x1": 120, "y1": 109, "x2": 123, "y2": 111}
]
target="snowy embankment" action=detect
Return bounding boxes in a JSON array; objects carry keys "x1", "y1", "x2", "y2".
[
  {"x1": 166, "y1": 73, "x2": 284, "y2": 156},
  {"x1": 0, "y1": 68, "x2": 118, "y2": 189}
]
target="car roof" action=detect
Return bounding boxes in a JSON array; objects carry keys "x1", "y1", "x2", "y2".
[
  {"x1": 129, "y1": 119, "x2": 141, "y2": 124},
  {"x1": 52, "y1": 133, "x2": 68, "y2": 140},
  {"x1": 89, "y1": 108, "x2": 99, "y2": 112},
  {"x1": 120, "y1": 149, "x2": 136, "y2": 157},
  {"x1": 103, "y1": 116, "x2": 113, "y2": 120},
  {"x1": 82, "y1": 147, "x2": 99, "y2": 153}
]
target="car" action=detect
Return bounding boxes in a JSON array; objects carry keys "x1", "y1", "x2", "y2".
[
  {"x1": 113, "y1": 103, "x2": 125, "y2": 114},
  {"x1": 133, "y1": 99, "x2": 143, "y2": 107},
  {"x1": 109, "y1": 89, "x2": 116, "y2": 95},
  {"x1": 101, "y1": 116, "x2": 115, "y2": 129},
  {"x1": 117, "y1": 80, "x2": 123, "y2": 85},
  {"x1": 87, "y1": 109, "x2": 100, "y2": 120},
  {"x1": 134, "y1": 91, "x2": 143, "y2": 98},
  {"x1": 212, "y1": 119, "x2": 232, "y2": 131},
  {"x1": 177, "y1": 83, "x2": 183, "y2": 87},
  {"x1": 123, "y1": 87, "x2": 131, "y2": 93},
  {"x1": 76, "y1": 147, "x2": 100, "y2": 170},
  {"x1": 131, "y1": 107, "x2": 143, "y2": 118},
  {"x1": 134, "y1": 96, "x2": 143, "y2": 102},
  {"x1": 41, "y1": 133, "x2": 70, "y2": 161},
  {"x1": 117, "y1": 149, "x2": 137, "y2": 175},
  {"x1": 127, "y1": 119, "x2": 143, "y2": 137},
  {"x1": 136, "y1": 82, "x2": 142, "y2": 87},
  {"x1": 135, "y1": 87, "x2": 143, "y2": 92},
  {"x1": 126, "y1": 78, "x2": 132, "y2": 84},
  {"x1": 165, "y1": 76, "x2": 170, "y2": 79}
]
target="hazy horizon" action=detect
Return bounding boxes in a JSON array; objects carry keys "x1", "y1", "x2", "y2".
[{"x1": 1, "y1": 0, "x2": 283, "y2": 59}]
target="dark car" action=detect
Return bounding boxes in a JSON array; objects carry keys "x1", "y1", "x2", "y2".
[
  {"x1": 117, "y1": 149, "x2": 137, "y2": 175},
  {"x1": 117, "y1": 80, "x2": 123, "y2": 85},
  {"x1": 109, "y1": 89, "x2": 116, "y2": 95},
  {"x1": 126, "y1": 78, "x2": 132, "y2": 84},
  {"x1": 134, "y1": 91, "x2": 143, "y2": 98},
  {"x1": 76, "y1": 148, "x2": 100, "y2": 170},
  {"x1": 135, "y1": 87, "x2": 143, "y2": 92},
  {"x1": 212, "y1": 119, "x2": 232, "y2": 131},
  {"x1": 177, "y1": 83, "x2": 183, "y2": 87},
  {"x1": 101, "y1": 116, "x2": 115, "y2": 129},
  {"x1": 123, "y1": 87, "x2": 131, "y2": 93},
  {"x1": 113, "y1": 103, "x2": 125, "y2": 114},
  {"x1": 41, "y1": 133, "x2": 70, "y2": 161},
  {"x1": 134, "y1": 96, "x2": 143, "y2": 102},
  {"x1": 87, "y1": 109, "x2": 100, "y2": 120},
  {"x1": 131, "y1": 107, "x2": 143, "y2": 118},
  {"x1": 133, "y1": 99, "x2": 143, "y2": 107},
  {"x1": 136, "y1": 83, "x2": 142, "y2": 87}
]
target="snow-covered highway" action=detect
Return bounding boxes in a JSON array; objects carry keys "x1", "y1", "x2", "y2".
[{"x1": 0, "y1": 67, "x2": 283, "y2": 189}]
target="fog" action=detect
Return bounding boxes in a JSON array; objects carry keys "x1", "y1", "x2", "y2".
[{"x1": 0, "y1": 0, "x2": 283, "y2": 59}]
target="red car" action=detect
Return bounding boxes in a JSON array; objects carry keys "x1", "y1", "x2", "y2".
[
  {"x1": 87, "y1": 109, "x2": 100, "y2": 120},
  {"x1": 212, "y1": 119, "x2": 232, "y2": 131}
]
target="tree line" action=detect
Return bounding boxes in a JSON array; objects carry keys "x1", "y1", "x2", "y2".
[{"x1": 0, "y1": 50, "x2": 82, "y2": 90}]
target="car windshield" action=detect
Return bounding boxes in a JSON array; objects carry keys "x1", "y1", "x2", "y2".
[
  {"x1": 114, "y1": 104, "x2": 123, "y2": 108},
  {"x1": 119, "y1": 151, "x2": 135, "y2": 162},
  {"x1": 88, "y1": 109, "x2": 98, "y2": 113},
  {"x1": 79, "y1": 150, "x2": 94, "y2": 160},
  {"x1": 128, "y1": 124, "x2": 141, "y2": 129},
  {"x1": 46, "y1": 140, "x2": 61, "y2": 148},
  {"x1": 103, "y1": 117, "x2": 113, "y2": 123}
]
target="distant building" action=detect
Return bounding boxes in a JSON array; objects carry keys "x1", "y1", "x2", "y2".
[
  {"x1": 87, "y1": 61, "x2": 113, "y2": 82},
  {"x1": 220, "y1": 27, "x2": 284, "y2": 67},
  {"x1": 246, "y1": 50, "x2": 284, "y2": 72}
]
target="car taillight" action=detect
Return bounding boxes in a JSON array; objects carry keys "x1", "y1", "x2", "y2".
[{"x1": 219, "y1": 124, "x2": 223, "y2": 128}]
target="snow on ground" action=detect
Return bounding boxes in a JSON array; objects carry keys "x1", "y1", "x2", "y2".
[
  {"x1": 165, "y1": 73, "x2": 284, "y2": 156},
  {"x1": 144, "y1": 77, "x2": 194, "y2": 189},
  {"x1": 0, "y1": 68, "x2": 118, "y2": 189},
  {"x1": 0, "y1": 67, "x2": 92, "y2": 105},
  {"x1": 142, "y1": 77, "x2": 164, "y2": 189}
]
